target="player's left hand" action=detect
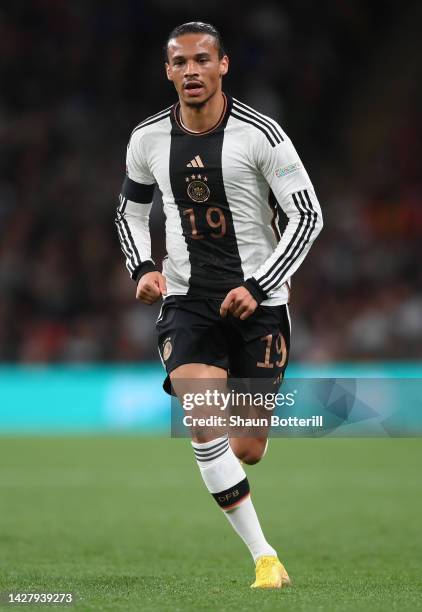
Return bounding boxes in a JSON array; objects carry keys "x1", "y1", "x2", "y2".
[{"x1": 220, "y1": 287, "x2": 258, "y2": 320}]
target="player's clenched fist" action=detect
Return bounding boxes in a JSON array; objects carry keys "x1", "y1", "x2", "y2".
[
  {"x1": 136, "y1": 271, "x2": 167, "y2": 304},
  {"x1": 220, "y1": 286, "x2": 258, "y2": 320}
]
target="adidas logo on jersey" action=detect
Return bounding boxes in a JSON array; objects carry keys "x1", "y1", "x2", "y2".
[{"x1": 187, "y1": 155, "x2": 204, "y2": 168}]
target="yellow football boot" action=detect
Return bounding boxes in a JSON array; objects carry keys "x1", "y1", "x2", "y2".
[{"x1": 250, "y1": 555, "x2": 291, "y2": 589}]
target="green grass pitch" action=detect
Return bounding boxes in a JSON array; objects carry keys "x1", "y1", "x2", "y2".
[{"x1": 0, "y1": 437, "x2": 421, "y2": 611}]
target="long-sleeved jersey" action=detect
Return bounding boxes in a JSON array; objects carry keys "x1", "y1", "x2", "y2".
[{"x1": 116, "y1": 94, "x2": 323, "y2": 306}]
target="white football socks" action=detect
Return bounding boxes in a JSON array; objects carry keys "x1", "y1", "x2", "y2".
[{"x1": 191, "y1": 436, "x2": 277, "y2": 562}]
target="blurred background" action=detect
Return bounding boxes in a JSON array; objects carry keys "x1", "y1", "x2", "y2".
[{"x1": 0, "y1": 0, "x2": 421, "y2": 429}]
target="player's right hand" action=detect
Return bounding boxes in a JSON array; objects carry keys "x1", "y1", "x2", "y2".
[{"x1": 136, "y1": 271, "x2": 167, "y2": 304}]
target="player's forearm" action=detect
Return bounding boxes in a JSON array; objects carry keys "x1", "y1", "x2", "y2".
[
  {"x1": 115, "y1": 199, "x2": 156, "y2": 280},
  {"x1": 115, "y1": 177, "x2": 157, "y2": 280},
  {"x1": 245, "y1": 188, "x2": 323, "y2": 300}
]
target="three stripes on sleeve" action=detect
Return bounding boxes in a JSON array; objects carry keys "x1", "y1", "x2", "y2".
[{"x1": 252, "y1": 188, "x2": 321, "y2": 296}]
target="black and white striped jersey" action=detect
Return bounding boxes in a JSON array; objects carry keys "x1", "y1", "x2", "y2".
[{"x1": 116, "y1": 94, "x2": 323, "y2": 306}]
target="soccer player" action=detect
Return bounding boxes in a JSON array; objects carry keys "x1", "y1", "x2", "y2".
[{"x1": 116, "y1": 22, "x2": 323, "y2": 588}]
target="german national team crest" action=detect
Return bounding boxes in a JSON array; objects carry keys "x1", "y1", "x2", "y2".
[
  {"x1": 186, "y1": 174, "x2": 210, "y2": 203},
  {"x1": 162, "y1": 338, "x2": 172, "y2": 361}
]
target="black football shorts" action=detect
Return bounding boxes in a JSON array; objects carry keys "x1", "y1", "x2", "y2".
[{"x1": 156, "y1": 296, "x2": 291, "y2": 396}]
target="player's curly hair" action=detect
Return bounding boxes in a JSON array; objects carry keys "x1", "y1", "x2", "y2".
[{"x1": 165, "y1": 21, "x2": 226, "y2": 60}]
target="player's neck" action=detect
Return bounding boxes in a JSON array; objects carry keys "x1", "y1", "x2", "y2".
[{"x1": 179, "y1": 91, "x2": 225, "y2": 133}]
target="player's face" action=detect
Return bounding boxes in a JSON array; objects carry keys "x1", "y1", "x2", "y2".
[{"x1": 166, "y1": 34, "x2": 229, "y2": 107}]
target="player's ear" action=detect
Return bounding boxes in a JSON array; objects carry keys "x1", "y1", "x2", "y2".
[
  {"x1": 219, "y1": 55, "x2": 229, "y2": 77},
  {"x1": 165, "y1": 62, "x2": 172, "y2": 81}
]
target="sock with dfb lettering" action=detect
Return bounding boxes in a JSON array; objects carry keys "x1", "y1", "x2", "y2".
[{"x1": 191, "y1": 436, "x2": 277, "y2": 562}]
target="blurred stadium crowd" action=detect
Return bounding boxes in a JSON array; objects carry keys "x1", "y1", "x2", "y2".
[{"x1": 1, "y1": 1, "x2": 421, "y2": 363}]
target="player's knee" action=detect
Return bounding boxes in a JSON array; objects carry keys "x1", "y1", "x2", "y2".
[
  {"x1": 242, "y1": 451, "x2": 263, "y2": 465},
  {"x1": 235, "y1": 440, "x2": 267, "y2": 465},
  {"x1": 242, "y1": 446, "x2": 266, "y2": 465}
]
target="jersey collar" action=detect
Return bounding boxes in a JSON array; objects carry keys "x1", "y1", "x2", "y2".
[{"x1": 173, "y1": 93, "x2": 232, "y2": 136}]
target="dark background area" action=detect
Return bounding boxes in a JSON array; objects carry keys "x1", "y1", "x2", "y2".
[{"x1": 1, "y1": 0, "x2": 421, "y2": 363}]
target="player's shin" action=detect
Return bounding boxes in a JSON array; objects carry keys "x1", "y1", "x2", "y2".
[{"x1": 191, "y1": 436, "x2": 276, "y2": 562}]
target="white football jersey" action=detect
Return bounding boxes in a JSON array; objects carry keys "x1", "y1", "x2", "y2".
[{"x1": 116, "y1": 94, "x2": 323, "y2": 306}]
